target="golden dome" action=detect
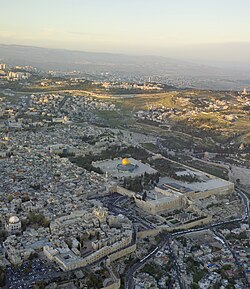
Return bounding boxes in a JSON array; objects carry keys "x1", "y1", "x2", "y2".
[{"x1": 122, "y1": 158, "x2": 130, "y2": 166}]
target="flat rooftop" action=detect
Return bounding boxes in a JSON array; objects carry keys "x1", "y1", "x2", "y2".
[
  {"x1": 136, "y1": 188, "x2": 181, "y2": 206},
  {"x1": 159, "y1": 175, "x2": 233, "y2": 193},
  {"x1": 56, "y1": 250, "x2": 82, "y2": 264}
]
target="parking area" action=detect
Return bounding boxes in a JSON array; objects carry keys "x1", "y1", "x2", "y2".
[{"x1": 6, "y1": 258, "x2": 62, "y2": 289}]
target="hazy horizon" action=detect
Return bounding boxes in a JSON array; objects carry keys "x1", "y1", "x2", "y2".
[{"x1": 1, "y1": 0, "x2": 250, "y2": 68}]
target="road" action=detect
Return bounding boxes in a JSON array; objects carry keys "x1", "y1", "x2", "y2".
[{"x1": 236, "y1": 187, "x2": 250, "y2": 221}]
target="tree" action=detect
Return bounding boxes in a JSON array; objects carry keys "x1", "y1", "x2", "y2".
[
  {"x1": 0, "y1": 266, "x2": 6, "y2": 287},
  {"x1": 28, "y1": 212, "x2": 50, "y2": 227},
  {"x1": 7, "y1": 194, "x2": 14, "y2": 202}
]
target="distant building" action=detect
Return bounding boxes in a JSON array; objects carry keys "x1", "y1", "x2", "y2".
[
  {"x1": 0, "y1": 63, "x2": 6, "y2": 70},
  {"x1": 7, "y1": 71, "x2": 31, "y2": 81}
]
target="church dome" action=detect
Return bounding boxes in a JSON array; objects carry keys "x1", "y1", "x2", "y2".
[{"x1": 9, "y1": 216, "x2": 20, "y2": 224}]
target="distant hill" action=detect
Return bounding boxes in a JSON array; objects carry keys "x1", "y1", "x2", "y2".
[
  {"x1": 0, "y1": 43, "x2": 249, "y2": 90},
  {"x1": 0, "y1": 44, "x2": 230, "y2": 75}
]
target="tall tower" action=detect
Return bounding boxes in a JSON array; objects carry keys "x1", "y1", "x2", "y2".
[{"x1": 242, "y1": 88, "x2": 248, "y2": 96}]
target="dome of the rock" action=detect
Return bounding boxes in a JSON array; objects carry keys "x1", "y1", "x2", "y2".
[{"x1": 121, "y1": 158, "x2": 130, "y2": 166}]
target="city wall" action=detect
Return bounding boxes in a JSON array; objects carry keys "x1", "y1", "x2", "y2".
[
  {"x1": 136, "y1": 215, "x2": 211, "y2": 238},
  {"x1": 114, "y1": 186, "x2": 135, "y2": 198},
  {"x1": 160, "y1": 215, "x2": 212, "y2": 232},
  {"x1": 134, "y1": 196, "x2": 185, "y2": 215},
  {"x1": 108, "y1": 243, "x2": 136, "y2": 263},
  {"x1": 188, "y1": 183, "x2": 234, "y2": 200}
]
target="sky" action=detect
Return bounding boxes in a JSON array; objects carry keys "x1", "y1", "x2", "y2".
[{"x1": 1, "y1": 0, "x2": 250, "y2": 64}]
